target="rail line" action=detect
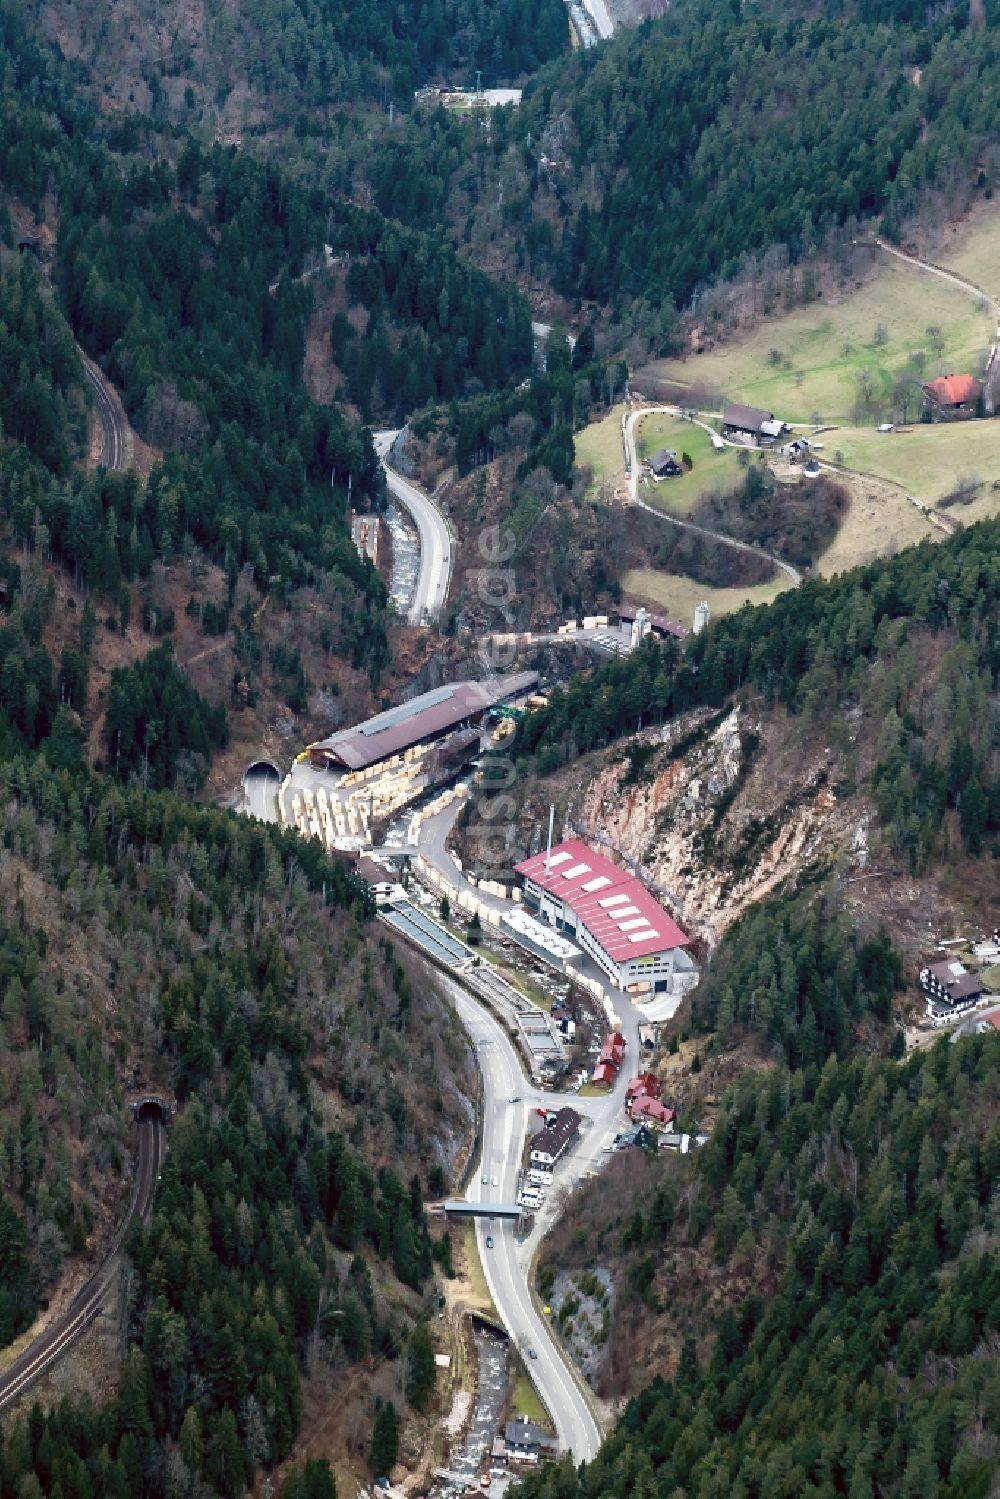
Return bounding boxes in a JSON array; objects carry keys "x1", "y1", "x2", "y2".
[
  {"x1": 79, "y1": 351, "x2": 129, "y2": 472},
  {"x1": 0, "y1": 1113, "x2": 165, "y2": 1414}
]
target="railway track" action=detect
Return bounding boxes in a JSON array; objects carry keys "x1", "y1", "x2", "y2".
[
  {"x1": 0, "y1": 1112, "x2": 165, "y2": 1414},
  {"x1": 79, "y1": 350, "x2": 129, "y2": 472}
]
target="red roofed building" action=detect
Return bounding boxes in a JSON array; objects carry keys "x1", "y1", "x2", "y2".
[
  {"x1": 515, "y1": 839, "x2": 690, "y2": 993},
  {"x1": 598, "y1": 1033, "x2": 626, "y2": 1065},
  {"x1": 626, "y1": 1072, "x2": 661, "y2": 1103},
  {"x1": 593, "y1": 1061, "x2": 617, "y2": 1088},
  {"x1": 976, "y1": 1010, "x2": 1000, "y2": 1033},
  {"x1": 922, "y1": 373, "x2": 983, "y2": 415},
  {"x1": 630, "y1": 1095, "x2": 674, "y2": 1127}
]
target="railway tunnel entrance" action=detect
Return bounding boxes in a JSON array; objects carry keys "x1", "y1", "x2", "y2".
[{"x1": 133, "y1": 1096, "x2": 173, "y2": 1125}]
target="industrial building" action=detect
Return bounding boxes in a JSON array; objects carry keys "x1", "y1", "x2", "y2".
[
  {"x1": 515, "y1": 838, "x2": 690, "y2": 994},
  {"x1": 308, "y1": 673, "x2": 537, "y2": 773}
]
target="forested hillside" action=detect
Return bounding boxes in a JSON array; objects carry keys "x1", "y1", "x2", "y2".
[
  {"x1": 0, "y1": 751, "x2": 474, "y2": 1487},
  {"x1": 37, "y1": 0, "x2": 568, "y2": 126},
  {"x1": 513, "y1": 517, "x2": 1000, "y2": 865},
  {"x1": 340, "y1": 0, "x2": 1000, "y2": 352},
  {"x1": 0, "y1": 5, "x2": 542, "y2": 755},
  {"x1": 524, "y1": 1034, "x2": 1000, "y2": 1496}
]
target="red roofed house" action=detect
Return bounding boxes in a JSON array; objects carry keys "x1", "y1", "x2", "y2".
[
  {"x1": 598, "y1": 1034, "x2": 625, "y2": 1064},
  {"x1": 593, "y1": 1061, "x2": 617, "y2": 1088},
  {"x1": 975, "y1": 1010, "x2": 1000, "y2": 1034},
  {"x1": 922, "y1": 373, "x2": 983, "y2": 417},
  {"x1": 626, "y1": 1072, "x2": 661, "y2": 1104},
  {"x1": 630, "y1": 1095, "x2": 674, "y2": 1127},
  {"x1": 515, "y1": 839, "x2": 691, "y2": 994}
]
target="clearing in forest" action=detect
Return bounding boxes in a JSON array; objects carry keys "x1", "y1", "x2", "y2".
[
  {"x1": 639, "y1": 258, "x2": 993, "y2": 423},
  {"x1": 621, "y1": 566, "x2": 791, "y2": 622},
  {"x1": 634, "y1": 416, "x2": 742, "y2": 515},
  {"x1": 935, "y1": 200, "x2": 1000, "y2": 304},
  {"x1": 829, "y1": 422, "x2": 1000, "y2": 507}
]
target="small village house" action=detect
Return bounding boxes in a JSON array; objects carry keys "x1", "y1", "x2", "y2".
[
  {"x1": 626, "y1": 1072, "x2": 662, "y2": 1103},
  {"x1": 647, "y1": 448, "x2": 682, "y2": 480},
  {"x1": 630, "y1": 1094, "x2": 674, "y2": 1127},
  {"x1": 505, "y1": 1420, "x2": 556, "y2": 1464},
  {"x1": 529, "y1": 1106, "x2": 581, "y2": 1167}
]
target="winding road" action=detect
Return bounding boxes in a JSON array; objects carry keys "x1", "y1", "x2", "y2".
[
  {"x1": 437, "y1": 969, "x2": 637, "y2": 1462},
  {"x1": 79, "y1": 350, "x2": 129, "y2": 472},
  {"x1": 0, "y1": 1110, "x2": 165, "y2": 1415},
  {"x1": 373, "y1": 430, "x2": 453, "y2": 624},
  {"x1": 625, "y1": 405, "x2": 803, "y2": 586}
]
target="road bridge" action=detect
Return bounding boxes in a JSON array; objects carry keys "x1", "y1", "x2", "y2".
[{"x1": 443, "y1": 1200, "x2": 522, "y2": 1220}]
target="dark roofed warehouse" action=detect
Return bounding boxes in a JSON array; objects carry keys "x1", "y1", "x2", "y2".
[{"x1": 308, "y1": 673, "x2": 537, "y2": 772}]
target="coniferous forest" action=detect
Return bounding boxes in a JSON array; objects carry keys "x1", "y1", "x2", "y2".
[{"x1": 0, "y1": 0, "x2": 998, "y2": 1492}]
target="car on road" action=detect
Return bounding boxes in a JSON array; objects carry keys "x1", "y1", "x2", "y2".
[
  {"x1": 485, "y1": 1235, "x2": 494, "y2": 1249},
  {"x1": 491, "y1": 1175, "x2": 499, "y2": 1187},
  {"x1": 528, "y1": 1348, "x2": 538, "y2": 1360},
  {"x1": 481, "y1": 1173, "x2": 489, "y2": 1184}
]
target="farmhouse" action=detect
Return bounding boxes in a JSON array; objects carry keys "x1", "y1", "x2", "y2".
[
  {"x1": 922, "y1": 373, "x2": 983, "y2": 416},
  {"x1": 516, "y1": 838, "x2": 691, "y2": 994},
  {"x1": 919, "y1": 959, "x2": 982, "y2": 1011},
  {"x1": 723, "y1": 402, "x2": 785, "y2": 444},
  {"x1": 648, "y1": 448, "x2": 682, "y2": 479}
]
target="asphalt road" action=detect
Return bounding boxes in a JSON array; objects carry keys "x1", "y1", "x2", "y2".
[
  {"x1": 578, "y1": 0, "x2": 613, "y2": 40},
  {"x1": 243, "y1": 767, "x2": 280, "y2": 823},
  {"x1": 373, "y1": 430, "x2": 452, "y2": 624},
  {"x1": 434, "y1": 967, "x2": 640, "y2": 1463},
  {"x1": 80, "y1": 351, "x2": 129, "y2": 471},
  {"x1": 0, "y1": 1112, "x2": 165, "y2": 1413}
]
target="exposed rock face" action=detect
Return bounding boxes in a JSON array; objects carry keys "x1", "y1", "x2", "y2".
[{"x1": 576, "y1": 708, "x2": 853, "y2": 948}]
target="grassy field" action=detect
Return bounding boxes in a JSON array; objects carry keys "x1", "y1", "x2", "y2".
[
  {"x1": 936, "y1": 202, "x2": 1000, "y2": 303},
  {"x1": 622, "y1": 566, "x2": 792, "y2": 620},
  {"x1": 815, "y1": 473, "x2": 937, "y2": 577},
  {"x1": 635, "y1": 415, "x2": 742, "y2": 515},
  {"x1": 641, "y1": 260, "x2": 993, "y2": 423},
  {"x1": 830, "y1": 422, "x2": 1000, "y2": 507},
  {"x1": 574, "y1": 406, "x2": 626, "y2": 485},
  {"x1": 510, "y1": 1374, "x2": 555, "y2": 1432}
]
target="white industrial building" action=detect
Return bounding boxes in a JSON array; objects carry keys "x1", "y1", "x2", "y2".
[{"x1": 515, "y1": 838, "x2": 690, "y2": 994}]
